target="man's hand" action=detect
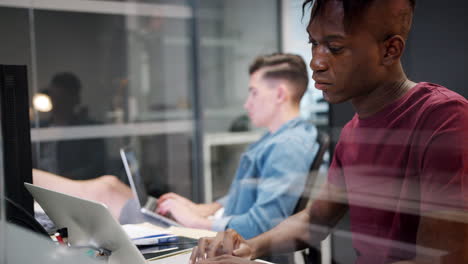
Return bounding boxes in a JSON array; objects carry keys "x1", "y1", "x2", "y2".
[
  {"x1": 158, "y1": 192, "x2": 221, "y2": 217},
  {"x1": 192, "y1": 255, "x2": 262, "y2": 264},
  {"x1": 156, "y1": 198, "x2": 212, "y2": 229},
  {"x1": 190, "y1": 229, "x2": 254, "y2": 264},
  {"x1": 158, "y1": 192, "x2": 197, "y2": 210}
]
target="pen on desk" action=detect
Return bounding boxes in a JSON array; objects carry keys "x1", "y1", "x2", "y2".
[
  {"x1": 132, "y1": 234, "x2": 178, "y2": 245},
  {"x1": 57, "y1": 227, "x2": 69, "y2": 245},
  {"x1": 55, "y1": 233, "x2": 64, "y2": 244}
]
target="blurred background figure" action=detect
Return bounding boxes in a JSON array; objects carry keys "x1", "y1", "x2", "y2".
[{"x1": 32, "y1": 72, "x2": 107, "y2": 180}]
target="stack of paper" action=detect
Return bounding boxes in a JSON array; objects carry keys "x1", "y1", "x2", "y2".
[
  {"x1": 122, "y1": 224, "x2": 172, "y2": 239},
  {"x1": 124, "y1": 222, "x2": 216, "y2": 240}
]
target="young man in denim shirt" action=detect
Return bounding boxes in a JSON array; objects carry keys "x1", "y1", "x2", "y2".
[{"x1": 157, "y1": 53, "x2": 319, "y2": 239}]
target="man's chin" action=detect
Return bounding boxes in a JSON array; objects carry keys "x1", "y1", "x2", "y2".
[
  {"x1": 250, "y1": 120, "x2": 264, "y2": 128},
  {"x1": 323, "y1": 92, "x2": 348, "y2": 104}
]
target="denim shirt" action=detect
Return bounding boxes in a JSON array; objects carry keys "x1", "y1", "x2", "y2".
[{"x1": 212, "y1": 117, "x2": 318, "y2": 239}]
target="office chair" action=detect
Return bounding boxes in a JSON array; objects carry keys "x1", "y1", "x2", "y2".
[
  {"x1": 260, "y1": 131, "x2": 331, "y2": 264},
  {"x1": 293, "y1": 130, "x2": 331, "y2": 264},
  {"x1": 294, "y1": 130, "x2": 330, "y2": 213}
]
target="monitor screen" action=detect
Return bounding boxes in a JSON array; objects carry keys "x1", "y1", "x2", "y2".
[{"x1": 0, "y1": 65, "x2": 45, "y2": 236}]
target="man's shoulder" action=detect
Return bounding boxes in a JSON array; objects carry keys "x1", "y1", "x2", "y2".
[
  {"x1": 411, "y1": 82, "x2": 467, "y2": 107},
  {"x1": 340, "y1": 114, "x2": 359, "y2": 133},
  {"x1": 408, "y1": 82, "x2": 468, "y2": 122},
  {"x1": 275, "y1": 120, "x2": 317, "y2": 144},
  {"x1": 253, "y1": 121, "x2": 317, "y2": 157}
]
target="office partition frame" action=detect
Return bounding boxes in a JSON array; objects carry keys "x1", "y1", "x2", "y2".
[{"x1": 0, "y1": 0, "x2": 285, "y2": 206}]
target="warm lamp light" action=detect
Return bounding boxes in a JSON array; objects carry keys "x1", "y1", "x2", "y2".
[{"x1": 33, "y1": 93, "x2": 53, "y2": 112}]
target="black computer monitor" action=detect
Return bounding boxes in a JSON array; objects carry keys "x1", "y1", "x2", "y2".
[{"x1": 0, "y1": 65, "x2": 46, "y2": 236}]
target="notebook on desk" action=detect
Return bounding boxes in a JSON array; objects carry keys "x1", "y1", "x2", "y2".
[{"x1": 120, "y1": 147, "x2": 180, "y2": 227}]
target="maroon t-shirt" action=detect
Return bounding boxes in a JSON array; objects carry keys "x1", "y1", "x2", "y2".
[{"x1": 328, "y1": 82, "x2": 468, "y2": 264}]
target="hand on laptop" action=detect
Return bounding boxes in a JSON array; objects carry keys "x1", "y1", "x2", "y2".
[
  {"x1": 158, "y1": 192, "x2": 222, "y2": 218},
  {"x1": 156, "y1": 197, "x2": 213, "y2": 229},
  {"x1": 190, "y1": 255, "x2": 261, "y2": 264},
  {"x1": 158, "y1": 192, "x2": 197, "y2": 210},
  {"x1": 189, "y1": 229, "x2": 254, "y2": 264}
]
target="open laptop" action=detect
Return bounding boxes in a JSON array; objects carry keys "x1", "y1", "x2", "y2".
[
  {"x1": 120, "y1": 147, "x2": 180, "y2": 227},
  {"x1": 25, "y1": 183, "x2": 147, "y2": 264}
]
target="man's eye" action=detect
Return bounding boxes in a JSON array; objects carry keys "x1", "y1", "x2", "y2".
[
  {"x1": 329, "y1": 46, "x2": 343, "y2": 53},
  {"x1": 308, "y1": 39, "x2": 318, "y2": 46}
]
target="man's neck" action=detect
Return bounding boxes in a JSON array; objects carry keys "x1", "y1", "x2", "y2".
[
  {"x1": 351, "y1": 77, "x2": 416, "y2": 119},
  {"x1": 268, "y1": 106, "x2": 300, "y2": 133}
]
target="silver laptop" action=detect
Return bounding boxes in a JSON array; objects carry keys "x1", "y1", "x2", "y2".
[
  {"x1": 24, "y1": 183, "x2": 147, "y2": 264},
  {"x1": 120, "y1": 147, "x2": 180, "y2": 227}
]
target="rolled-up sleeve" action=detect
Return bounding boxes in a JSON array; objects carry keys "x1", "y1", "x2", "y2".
[
  {"x1": 212, "y1": 215, "x2": 233, "y2": 232},
  {"x1": 216, "y1": 195, "x2": 229, "y2": 207}
]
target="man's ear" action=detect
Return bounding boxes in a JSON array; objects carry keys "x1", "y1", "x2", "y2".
[
  {"x1": 276, "y1": 84, "x2": 288, "y2": 104},
  {"x1": 382, "y1": 35, "x2": 405, "y2": 66}
]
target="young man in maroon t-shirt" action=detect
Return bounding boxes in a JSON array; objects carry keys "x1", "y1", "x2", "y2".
[
  {"x1": 189, "y1": 1, "x2": 468, "y2": 264},
  {"x1": 328, "y1": 82, "x2": 468, "y2": 263}
]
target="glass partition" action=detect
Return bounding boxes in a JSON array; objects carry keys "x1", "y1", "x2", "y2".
[
  {"x1": 21, "y1": 2, "x2": 196, "y2": 198},
  {"x1": 0, "y1": 0, "x2": 283, "y2": 203},
  {"x1": 199, "y1": 0, "x2": 280, "y2": 133},
  {"x1": 198, "y1": 0, "x2": 281, "y2": 201}
]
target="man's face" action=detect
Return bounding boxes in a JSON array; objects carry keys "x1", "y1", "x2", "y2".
[
  {"x1": 307, "y1": 0, "x2": 383, "y2": 104},
  {"x1": 244, "y1": 70, "x2": 278, "y2": 128},
  {"x1": 49, "y1": 85, "x2": 79, "y2": 113}
]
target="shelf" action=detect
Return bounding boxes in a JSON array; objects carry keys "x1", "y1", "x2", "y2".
[
  {"x1": 30, "y1": 120, "x2": 193, "y2": 142},
  {"x1": 0, "y1": 0, "x2": 192, "y2": 18}
]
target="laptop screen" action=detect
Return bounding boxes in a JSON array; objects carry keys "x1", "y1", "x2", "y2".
[
  {"x1": 24, "y1": 183, "x2": 147, "y2": 264},
  {"x1": 120, "y1": 148, "x2": 149, "y2": 208}
]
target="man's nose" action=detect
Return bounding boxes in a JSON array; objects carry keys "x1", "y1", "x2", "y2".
[
  {"x1": 243, "y1": 98, "x2": 250, "y2": 110},
  {"x1": 310, "y1": 47, "x2": 329, "y2": 72}
]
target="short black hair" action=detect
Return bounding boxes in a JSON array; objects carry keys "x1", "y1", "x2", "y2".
[
  {"x1": 249, "y1": 53, "x2": 309, "y2": 104},
  {"x1": 303, "y1": 0, "x2": 416, "y2": 35},
  {"x1": 50, "y1": 72, "x2": 81, "y2": 95}
]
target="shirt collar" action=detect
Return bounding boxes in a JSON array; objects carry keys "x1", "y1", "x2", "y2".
[{"x1": 269, "y1": 116, "x2": 303, "y2": 137}]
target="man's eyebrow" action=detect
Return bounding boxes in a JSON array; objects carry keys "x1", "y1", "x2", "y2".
[
  {"x1": 308, "y1": 34, "x2": 346, "y2": 42},
  {"x1": 324, "y1": 34, "x2": 345, "y2": 41}
]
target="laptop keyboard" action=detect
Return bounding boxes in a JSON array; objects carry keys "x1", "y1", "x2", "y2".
[{"x1": 142, "y1": 209, "x2": 172, "y2": 228}]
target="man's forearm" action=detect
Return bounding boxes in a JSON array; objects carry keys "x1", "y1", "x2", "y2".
[
  {"x1": 247, "y1": 210, "x2": 316, "y2": 259},
  {"x1": 193, "y1": 217, "x2": 214, "y2": 230},
  {"x1": 32, "y1": 169, "x2": 85, "y2": 197},
  {"x1": 197, "y1": 202, "x2": 222, "y2": 217},
  {"x1": 247, "y1": 184, "x2": 349, "y2": 259}
]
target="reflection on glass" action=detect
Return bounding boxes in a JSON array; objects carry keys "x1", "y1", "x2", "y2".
[
  {"x1": 199, "y1": 0, "x2": 280, "y2": 133},
  {"x1": 32, "y1": 72, "x2": 107, "y2": 180},
  {"x1": 126, "y1": 15, "x2": 193, "y2": 122}
]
